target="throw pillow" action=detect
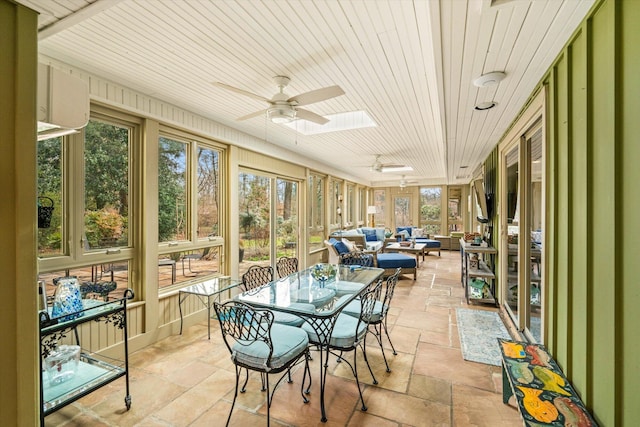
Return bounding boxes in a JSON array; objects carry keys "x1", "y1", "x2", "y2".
[
  {"x1": 413, "y1": 228, "x2": 424, "y2": 237},
  {"x1": 396, "y1": 226, "x2": 412, "y2": 237},
  {"x1": 362, "y1": 228, "x2": 377, "y2": 242},
  {"x1": 333, "y1": 240, "x2": 350, "y2": 255},
  {"x1": 398, "y1": 230, "x2": 411, "y2": 241},
  {"x1": 342, "y1": 239, "x2": 359, "y2": 252}
]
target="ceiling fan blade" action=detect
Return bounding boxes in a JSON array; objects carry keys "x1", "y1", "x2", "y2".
[
  {"x1": 288, "y1": 85, "x2": 345, "y2": 106},
  {"x1": 236, "y1": 109, "x2": 268, "y2": 121},
  {"x1": 213, "y1": 82, "x2": 270, "y2": 103},
  {"x1": 295, "y1": 108, "x2": 329, "y2": 125}
]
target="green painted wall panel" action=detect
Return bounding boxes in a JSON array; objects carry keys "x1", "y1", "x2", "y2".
[
  {"x1": 553, "y1": 55, "x2": 570, "y2": 369},
  {"x1": 569, "y1": 30, "x2": 589, "y2": 396},
  {"x1": 589, "y1": 0, "x2": 617, "y2": 423},
  {"x1": 620, "y1": 1, "x2": 640, "y2": 424}
]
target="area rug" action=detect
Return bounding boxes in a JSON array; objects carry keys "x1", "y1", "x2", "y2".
[{"x1": 456, "y1": 308, "x2": 511, "y2": 366}]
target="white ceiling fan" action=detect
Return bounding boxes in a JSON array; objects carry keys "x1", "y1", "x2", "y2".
[
  {"x1": 370, "y1": 154, "x2": 413, "y2": 173},
  {"x1": 214, "y1": 76, "x2": 344, "y2": 125},
  {"x1": 399, "y1": 175, "x2": 418, "y2": 189}
]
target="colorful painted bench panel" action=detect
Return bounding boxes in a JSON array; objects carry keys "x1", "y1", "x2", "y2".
[{"x1": 498, "y1": 338, "x2": 598, "y2": 426}]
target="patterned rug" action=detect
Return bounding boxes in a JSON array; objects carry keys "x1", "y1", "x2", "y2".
[{"x1": 456, "y1": 308, "x2": 511, "y2": 366}]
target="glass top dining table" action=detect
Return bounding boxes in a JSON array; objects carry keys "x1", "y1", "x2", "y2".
[{"x1": 235, "y1": 263, "x2": 384, "y2": 422}]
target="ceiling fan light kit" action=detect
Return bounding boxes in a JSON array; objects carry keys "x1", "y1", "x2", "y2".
[
  {"x1": 215, "y1": 75, "x2": 344, "y2": 125},
  {"x1": 473, "y1": 71, "x2": 506, "y2": 87},
  {"x1": 268, "y1": 106, "x2": 296, "y2": 123}
]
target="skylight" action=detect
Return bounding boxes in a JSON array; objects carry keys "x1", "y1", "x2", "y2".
[{"x1": 284, "y1": 111, "x2": 376, "y2": 135}]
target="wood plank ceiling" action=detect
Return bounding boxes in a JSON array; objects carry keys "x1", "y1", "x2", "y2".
[{"x1": 20, "y1": 0, "x2": 594, "y2": 187}]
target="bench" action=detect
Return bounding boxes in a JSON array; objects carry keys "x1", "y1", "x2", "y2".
[{"x1": 498, "y1": 338, "x2": 598, "y2": 426}]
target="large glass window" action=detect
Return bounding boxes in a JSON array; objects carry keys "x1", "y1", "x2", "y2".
[
  {"x1": 157, "y1": 130, "x2": 224, "y2": 289},
  {"x1": 419, "y1": 187, "x2": 442, "y2": 235},
  {"x1": 308, "y1": 173, "x2": 325, "y2": 252},
  {"x1": 276, "y1": 178, "x2": 298, "y2": 259},
  {"x1": 37, "y1": 108, "x2": 139, "y2": 300}
]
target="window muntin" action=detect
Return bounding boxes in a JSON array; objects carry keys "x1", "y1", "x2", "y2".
[
  {"x1": 308, "y1": 173, "x2": 325, "y2": 252},
  {"x1": 419, "y1": 186, "x2": 442, "y2": 235}
]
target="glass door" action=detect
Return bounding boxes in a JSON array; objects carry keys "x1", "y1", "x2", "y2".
[
  {"x1": 239, "y1": 171, "x2": 300, "y2": 277},
  {"x1": 504, "y1": 144, "x2": 520, "y2": 324},
  {"x1": 394, "y1": 196, "x2": 410, "y2": 228},
  {"x1": 239, "y1": 172, "x2": 271, "y2": 274},
  {"x1": 527, "y1": 128, "x2": 544, "y2": 342},
  {"x1": 276, "y1": 178, "x2": 298, "y2": 260},
  {"x1": 500, "y1": 119, "x2": 544, "y2": 343}
]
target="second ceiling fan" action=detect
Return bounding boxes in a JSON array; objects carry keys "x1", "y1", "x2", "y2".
[{"x1": 214, "y1": 76, "x2": 344, "y2": 125}]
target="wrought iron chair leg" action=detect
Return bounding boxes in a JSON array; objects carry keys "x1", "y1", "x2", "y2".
[
  {"x1": 240, "y1": 368, "x2": 250, "y2": 393},
  {"x1": 383, "y1": 318, "x2": 397, "y2": 355},
  {"x1": 361, "y1": 334, "x2": 378, "y2": 385}
]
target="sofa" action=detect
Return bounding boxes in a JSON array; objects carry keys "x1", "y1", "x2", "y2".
[
  {"x1": 329, "y1": 227, "x2": 387, "y2": 252},
  {"x1": 324, "y1": 237, "x2": 416, "y2": 280},
  {"x1": 395, "y1": 227, "x2": 441, "y2": 256}
]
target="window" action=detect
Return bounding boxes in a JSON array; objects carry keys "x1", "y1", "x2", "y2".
[
  {"x1": 373, "y1": 189, "x2": 386, "y2": 226},
  {"x1": 419, "y1": 187, "x2": 442, "y2": 235},
  {"x1": 358, "y1": 187, "x2": 366, "y2": 225},
  {"x1": 308, "y1": 173, "x2": 325, "y2": 252},
  {"x1": 447, "y1": 186, "x2": 463, "y2": 232},
  {"x1": 346, "y1": 183, "x2": 355, "y2": 226},
  {"x1": 157, "y1": 128, "x2": 224, "y2": 289},
  {"x1": 37, "y1": 136, "x2": 63, "y2": 257},
  {"x1": 37, "y1": 107, "x2": 139, "y2": 299},
  {"x1": 330, "y1": 179, "x2": 343, "y2": 228}
]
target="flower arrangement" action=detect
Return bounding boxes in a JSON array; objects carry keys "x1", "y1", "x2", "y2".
[{"x1": 311, "y1": 263, "x2": 337, "y2": 282}]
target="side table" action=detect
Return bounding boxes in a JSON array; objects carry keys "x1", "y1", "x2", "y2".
[{"x1": 178, "y1": 277, "x2": 241, "y2": 339}]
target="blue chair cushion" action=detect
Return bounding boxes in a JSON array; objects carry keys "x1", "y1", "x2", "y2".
[
  {"x1": 272, "y1": 303, "x2": 316, "y2": 327},
  {"x1": 415, "y1": 238, "x2": 441, "y2": 248},
  {"x1": 336, "y1": 294, "x2": 385, "y2": 322},
  {"x1": 290, "y1": 287, "x2": 336, "y2": 308},
  {"x1": 327, "y1": 280, "x2": 366, "y2": 297},
  {"x1": 302, "y1": 313, "x2": 366, "y2": 348},
  {"x1": 232, "y1": 323, "x2": 309, "y2": 370},
  {"x1": 376, "y1": 253, "x2": 416, "y2": 269}
]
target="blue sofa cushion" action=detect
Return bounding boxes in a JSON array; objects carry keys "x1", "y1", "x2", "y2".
[
  {"x1": 376, "y1": 253, "x2": 416, "y2": 269},
  {"x1": 362, "y1": 228, "x2": 377, "y2": 242}
]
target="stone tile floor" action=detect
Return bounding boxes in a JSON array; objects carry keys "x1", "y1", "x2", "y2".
[{"x1": 45, "y1": 250, "x2": 522, "y2": 426}]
